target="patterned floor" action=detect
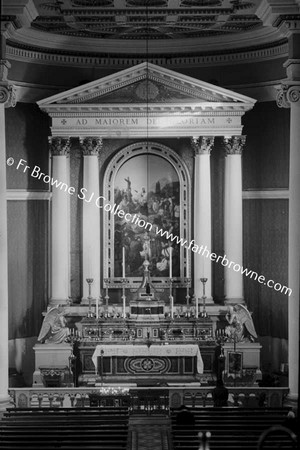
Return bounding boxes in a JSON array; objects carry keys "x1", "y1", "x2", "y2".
[{"x1": 129, "y1": 416, "x2": 171, "y2": 450}]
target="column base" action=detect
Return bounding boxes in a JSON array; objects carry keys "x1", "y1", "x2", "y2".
[
  {"x1": 0, "y1": 394, "x2": 13, "y2": 413},
  {"x1": 283, "y1": 393, "x2": 298, "y2": 411},
  {"x1": 224, "y1": 298, "x2": 245, "y2": 305},
  {"x1": 192, "y1": 297, "x2": 214, "y2": 305},
  {"x1": 49, "y1": 298, "x2": 70, "y2": 307}
]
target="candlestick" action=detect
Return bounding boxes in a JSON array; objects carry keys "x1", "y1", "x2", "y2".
[
  {"x1": 196, "y1": 297, "x2": 199, "y2": 318},
  {"x1": 96, "y1": 298, "x2": 99, "y2": 319},
  {"x1": 122, "y1": 247, "x2": 125, "y2": 278},
  {"x1": 186, "y1": 251, "x2": 189, "y2": 278},
  {"x1": 122, "y1": 291, "x2": 126, "y2": 318},
  {"x1": 86, "y1": 278, "x2": 94, "y2": 318},
  {"x1": 170, "y1": 295, "x2": 174, "y2": 319},
  {"x1": 169, "y1": 245, "x2": 172, "y2": 279}
]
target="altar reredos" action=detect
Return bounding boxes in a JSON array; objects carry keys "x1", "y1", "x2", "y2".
[{"x1": 38, "y1": 62, "x2": 256, "y2": 138}]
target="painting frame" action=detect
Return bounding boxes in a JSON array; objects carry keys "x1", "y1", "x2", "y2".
[
  {"x1": 103, "y1": 141, "x2": 191, "y2": 287},
  {"x1": 228, "y1": 352, "x2": 243, "y2": 376}
]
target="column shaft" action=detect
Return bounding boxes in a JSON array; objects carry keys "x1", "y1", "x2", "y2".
[
  {"x1": 192, "y1": 137, "x2": 214, "y2": 301},
  {"x1": 277, "y1": 79, "x2": 300, "y2": 404},
  {"x1": 288, "y1": 97, "x2": 300, "y2": 401},
  {"x1": 0, "y1": 102, "x2": 10, "y2": 407},
  {"x1": 80, "y1": 138, "x2": 102, "y2": 301},
  {"x1": 49, "y1": 137, "x2": 71, "y2": 305},
  {"x1": 0, "y1": 66, "x2": 16, "y2": 408},
  {"x1": 223, "y1": 136, "x2": 245, "y2": 303}
]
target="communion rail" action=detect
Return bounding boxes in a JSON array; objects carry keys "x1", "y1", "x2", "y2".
[{"x1": 8, "y1": 387, "x2": 289, "y2": 413}]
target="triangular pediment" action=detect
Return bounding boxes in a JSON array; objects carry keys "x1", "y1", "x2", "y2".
[{"x1": 37, "y1": 62, "x2": 256, "y2": 110}]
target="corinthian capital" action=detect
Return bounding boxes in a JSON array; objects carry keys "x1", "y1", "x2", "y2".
[
  {"x1": 277, "y1": 84, "x2": 300, "y2": 108},
  {"x1": 223, "y1": 136, "x2": 246, "y2": 155},
  {"x1": 79, "y1": 137, "x2": 103, "y2": 156},
  {"x1": 191, "y1": 136, "x2": 214, "y2": 155},
  {"x1": 0, "y1": 85, "x2": 17, "y2": 108},
  {"x1": 48, "y1": 137, "x2": 71, "y2": 156}
]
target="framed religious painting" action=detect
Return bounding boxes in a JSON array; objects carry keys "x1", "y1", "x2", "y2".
[
  {"x1": 228, "y1": 352, "x2": 243, "y2": 376},
  {"x1": 103, "y1": 142, "x2": 191, "y2": 287}
]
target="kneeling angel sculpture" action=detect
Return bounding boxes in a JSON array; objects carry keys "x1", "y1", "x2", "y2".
[
  {"x1": 225, "y1": 304, "x2": 257, "y2": 343},
  {"x1": 37, "y1": 307, "x2": 70, "y2": 344}
]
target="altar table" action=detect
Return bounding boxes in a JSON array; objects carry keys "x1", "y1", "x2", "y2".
[{"x1": 92, "y1": 344, "x2": 203, "y2": 374}]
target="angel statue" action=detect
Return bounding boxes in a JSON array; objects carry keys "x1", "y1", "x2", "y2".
[
  {"x1": 37, "y1": 307, "x2": 70, "y2": 344},
  {"x1": 225, "y1": 304, "x2": 257, "y2": 343}
]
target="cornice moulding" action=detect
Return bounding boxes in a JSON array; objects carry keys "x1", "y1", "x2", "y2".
[
  {"x1": 242, "y1": 189, "x2": 289, "y2": 199},
  {"x1": 6, "y1": 40, "x2": 288, "y2": 69},
  {"x1": 6, "y1": 189, "x2": 51, "y2": 200}
]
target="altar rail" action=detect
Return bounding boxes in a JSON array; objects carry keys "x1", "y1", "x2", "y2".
[{"x1": 8, "y1": 387, "x2": 289, "y2": 413}]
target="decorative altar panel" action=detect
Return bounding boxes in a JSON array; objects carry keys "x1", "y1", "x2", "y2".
[{"x1": 92, "y1": 344, "x2": 203, "y2": 375}]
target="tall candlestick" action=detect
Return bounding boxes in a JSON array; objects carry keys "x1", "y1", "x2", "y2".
[
  {"x1": 96, "y1": 298, "x2": 99, "y2": 319},
  {"x1": 169, "y1": 245, "x2": 172, "y2": 279},
  {"x1": 196, "y1": 297, "x2": 199, "y2": 318},
  {"x1": 122, "y1": 247, "x2": 125, "y2": 278},
  {"x1": 186, "y1": 251, "x2": 189, "y2": 278},
  {"x1": 123, "y1": 291, "x2": 126, "y2": 318},
  {"x1": 170, "y1": 295, "x2": 174, "y2": 319}
]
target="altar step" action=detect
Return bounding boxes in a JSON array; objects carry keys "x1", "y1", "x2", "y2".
[
  {"x1": 171, "y1": 407, "x2": 297, "y2": 449},
  {"x1": 0, "y1": 407, "x2": 129, "y2": 450}
]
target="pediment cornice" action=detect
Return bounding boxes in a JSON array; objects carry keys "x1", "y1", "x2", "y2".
[{"x1": 38, "y1": 62, "x2": 256, "y2": 114}]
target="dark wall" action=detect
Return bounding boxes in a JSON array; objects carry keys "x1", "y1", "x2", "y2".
[
  {"x1": 6, "y1": 103, "x2": 50, "y2": 189},
  {"x1": 243, "y1": 199, "x2": 288, "y2": 340},
  {"x1": 7, "y1": 200, "x2": 48, "y2": 339},
  {"x1": 242, "y1": 101, "x2": 290, "y2": 189},
  {"x1": 6, "y1": 103, "x2": 50, "y2": 339}
]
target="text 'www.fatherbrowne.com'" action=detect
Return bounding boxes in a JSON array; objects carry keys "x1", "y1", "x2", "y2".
[{"x1": 9, "y1": 158, "x2": 292, "y2": 297}]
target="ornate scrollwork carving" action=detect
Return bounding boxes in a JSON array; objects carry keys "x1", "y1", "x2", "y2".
[
  {"x1": 191, "y1": 136, "x2": 214, "y2": 155},
  {"x1": 0, "y1": 85, "x2": 17, "y2": 108},
  {"x1": 277, "y1": 84, "x2": 300, "y2": 108},
  {"x1": 48, "y1": 137, "x2": 71, "y2": 156},
  {"x1": 287, "y1": 86, "x2": 300, "y2": 103},
  {"x1": 79, "y1": 137, "x2": 103, "y2": 156},
  {"x1": 223, "y1": 135, "x2": 246, "y2": 155}
]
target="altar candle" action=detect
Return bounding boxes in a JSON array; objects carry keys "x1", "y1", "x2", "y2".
[
  {"x1": 169, "y1": 246, "x2": 172, "y2": 279},
  {"x1": 171, "y1": 295, "x2": 174, "y2": 318},
  {"x1": 96, "y1": 298, "x2": 99, "y2": 319},
  {"x1": 186, "y1": 252, "x2": 189, "y2": 278},
  {"x1": 196, "y1": 297, "x2": 199, "y2": 318},
  {"x1": 122, "y1": 247, "x2": 125, "y2": 278},
  {"x1": 123, "y1": 296, "x2": 126, "y2": 318}
]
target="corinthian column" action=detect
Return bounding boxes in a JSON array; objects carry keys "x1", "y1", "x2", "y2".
[
  {"x1": 80, "y1": 137, "x2": 102, "y2": 301},
  {"x1": 0, "y1": 60, "x2": 17, "y2": 410},
  {"x1": 192, "y1": 136, "x2": 214, "y2": 302},
  {"x1": 223, "y1": 136, "x2": 246, "y2": 303},
  {"x1": 49, "y1": 137, "x2": 71, "y2": 306},
  {"x1": 277, "y1": 82, "x2": 300, "y2": 405}
]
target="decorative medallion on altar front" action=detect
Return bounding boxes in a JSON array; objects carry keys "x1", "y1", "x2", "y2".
[
  {"x1": 141, "y1": 358, "x2": 154, "y2": 371},
  {"x1": 125, "y1": 356, "x2": 170, "y2": 374}
]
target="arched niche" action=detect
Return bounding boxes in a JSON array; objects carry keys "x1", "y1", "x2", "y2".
[{"x1": 103, "y1": 141, "x2": 191, "y2": 287}]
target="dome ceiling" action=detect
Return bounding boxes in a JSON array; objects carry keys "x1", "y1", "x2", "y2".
[
  {"x1": 2, "y1": 0, "x2": 289, "y2": 57},
  {"x1": 31, "y1": 0, "x2": 262, "y2": 41}
]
